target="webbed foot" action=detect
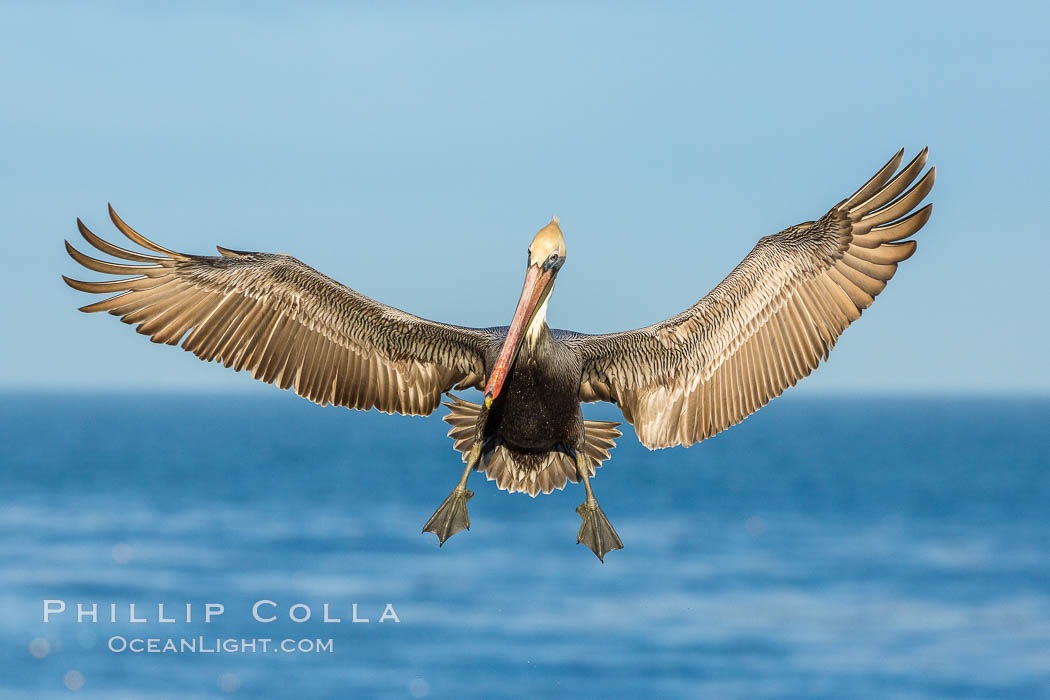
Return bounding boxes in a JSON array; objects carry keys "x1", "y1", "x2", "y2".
[
  {"x1": 576, "y1": 500, "x2": 623, "y2": 562},
  {"x1": 422, "y1": 487, "x2": 474, "y2": 546}
]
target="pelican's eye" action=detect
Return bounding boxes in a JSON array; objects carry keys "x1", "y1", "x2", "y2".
[{"x1": 542, "y1": 250, "x2": 561, "y2": 271}]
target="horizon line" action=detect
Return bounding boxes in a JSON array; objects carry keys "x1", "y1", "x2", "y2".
[{"x1": 2, "y1": 386, "x2": 1048, "y2": 401}]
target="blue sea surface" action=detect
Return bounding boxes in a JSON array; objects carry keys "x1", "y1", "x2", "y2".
[{"x1": 1, "y1": 393, "x2": 1048, "y2": 698}]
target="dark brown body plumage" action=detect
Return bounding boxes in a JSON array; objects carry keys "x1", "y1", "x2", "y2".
[
  {"x1": 444, "y1": 327, "x2": 620, "y2": 497},
  {"x1": 484, "y1": 327, "x2": 583, "y2": 453}
]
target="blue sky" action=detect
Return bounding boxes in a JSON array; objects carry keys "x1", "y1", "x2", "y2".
[{"x1": 2, "y1": 1, "x2": 1048, "y2": 394}]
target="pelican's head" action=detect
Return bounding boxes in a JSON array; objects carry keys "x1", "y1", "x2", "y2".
[
  {"x1": 527, "y1": 216, "x2": 567, "y2": 269},
  {"x1": 484, "y1": 217, "x2": 566, "y2": 408}
]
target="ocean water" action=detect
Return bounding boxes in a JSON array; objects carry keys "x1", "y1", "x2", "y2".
[{"x1": 1, "y1": 393, "x2": 1048, "y2": 699}]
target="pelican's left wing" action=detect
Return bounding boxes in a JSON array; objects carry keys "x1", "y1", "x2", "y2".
[
  {"x1": 567, "y1": 148, "x2": 934, "y2": 449},
  {"x1": 64, "y1": 206, "x2": 502, "y2": 415}
]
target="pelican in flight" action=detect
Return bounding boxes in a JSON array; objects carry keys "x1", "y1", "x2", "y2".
[{"x1": 64, "y1": 148, "x2": 934, "y2": 561}]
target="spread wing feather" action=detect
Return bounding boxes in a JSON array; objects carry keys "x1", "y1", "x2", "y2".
[
  {"x1": 64, "y1": 206, "x2": 500, "y2": 415},
  {"x1": 569, "y1": 148, "x2": 934, "y2": 448}
]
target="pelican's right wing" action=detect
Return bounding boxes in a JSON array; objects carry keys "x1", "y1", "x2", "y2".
[
  {"x1": 64, "y1": 206, "x2": 503, "y2": 415},
  {"x1": 568, "y1": 148, "x2": 934, "y2": 449}
]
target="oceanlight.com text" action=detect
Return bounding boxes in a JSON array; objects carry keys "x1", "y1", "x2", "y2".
[{"x1": 107, "y1": 636, "x2": 334, "y2": 654}]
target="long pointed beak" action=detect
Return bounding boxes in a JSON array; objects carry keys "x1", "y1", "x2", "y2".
[{"x1": 483, "y1": 263, "x2": 554, "y2": 408}]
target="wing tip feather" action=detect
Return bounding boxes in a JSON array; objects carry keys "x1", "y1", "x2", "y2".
[
  {"x1": 107, "y1": 204, "x2": 182, "y2": 258},
  {"x1": 887, "y1": 239, "x2": 918, "y2": 261}
]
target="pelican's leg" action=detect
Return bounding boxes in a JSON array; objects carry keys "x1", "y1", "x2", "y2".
[
  {"x1": 422, "y1": 444, "x2": 480, "y2": 546},
  {"x1": 574, "y1": 448, "x2": 623, "y2": 562}
]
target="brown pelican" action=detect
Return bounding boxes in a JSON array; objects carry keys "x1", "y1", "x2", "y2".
[{"x1": 63, "y1": 148, "x2": 934, "y2": 561}]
